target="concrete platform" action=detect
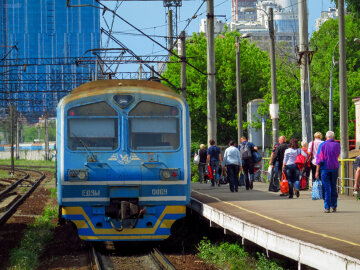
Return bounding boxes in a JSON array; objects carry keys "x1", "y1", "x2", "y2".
[{"x1": 190, "y1": 182, "x2": 360, "y2": 270}]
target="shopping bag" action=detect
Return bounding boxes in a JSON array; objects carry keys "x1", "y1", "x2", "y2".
[
  {"x1": 205, "y1": 165, "x2": 213, "y2": 180},
  {"x1": 300, "y1": 175, "x2": 307, "y2": 190},
  {"x1": 280, "y1": 172, "x2": 289, "y2": 194},
  {"x1": 193, "y1": 150, "x2": 200, "y2": 164},
  {"x1": 311, "y1": 179, "x2": 323, "y2": 200},
  {"x1": 239, "y1": 172, "x2": 245, "y2": 186}
]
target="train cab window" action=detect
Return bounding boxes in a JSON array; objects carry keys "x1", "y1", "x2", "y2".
[
  {"x1": 128, "y1": 101, "x2": 180, "y2": 151},
  {"x1": 67, "y1": 102, "x2": 118, "y2": 151}
]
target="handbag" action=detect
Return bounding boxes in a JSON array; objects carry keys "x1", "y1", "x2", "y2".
[
  {"x1": 311, "y1": 179, "x2": 323, "y2": 200},
  {"x1": 295, "y1": 149, "x2": 306, "y2": 170},
  {"x1": 193, "y1": 150, "x2": 200, "y2": 164},
  {"x1": 280, "y1": 171, "x2": 289, "y2": 194}
]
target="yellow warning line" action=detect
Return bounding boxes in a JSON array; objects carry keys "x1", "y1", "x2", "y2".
[{"x1": 192, "y1": 190, "x2": 360, "y2": 247}]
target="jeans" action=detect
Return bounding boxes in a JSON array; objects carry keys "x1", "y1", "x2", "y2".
[
  {"x1": 285, "y1": 164, "x2": 300, "y2": 197},
  {"x1": 210, "y1": 161, "x2": 220, "y2": 186},
  {"x1": 226, "y1": 164, "x2": 239, "y2": 192},
  {"x1": 243, "y1": 159, "x2": 254, "y2": 189},
  {"x1": 321, "y1": 170, "x2": 338, "y2": 210},
  {"x1": 198, "y1": 163, "x2": 206, "y2": 183}
]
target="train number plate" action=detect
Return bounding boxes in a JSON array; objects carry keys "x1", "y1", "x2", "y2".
[{"x1": 81, "y1": 190, "x2": 101, "y2": 197}]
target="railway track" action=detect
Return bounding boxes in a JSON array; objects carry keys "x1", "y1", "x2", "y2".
[
  {"x1": 89, "y1": 242, "x2": 176, "y2": 270},
  {"x1": 0, "y1": 165, "x2": 45, "y2": 226}
]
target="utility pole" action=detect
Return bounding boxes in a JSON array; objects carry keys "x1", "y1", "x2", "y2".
[
  {"x1": 10, "y1": 105, "x2": 15, "y2": 176},
  {"x1": 338, "y1": 0, "x2": 348, "y2": 159},
  {"x1": 180, "y1": 31, "x2": 186, "y2": 99},
  {"x1": 150, "y1": 66, "x2": 155, "y2": 77},
  {"x1": 268, "y1": 8, "x2": 279, "y2": 146},
  {"x1": 298, "y1": 0, "x2": 313, "y2": 143},
  {"x1": 235, "y1": 36, "x2": 243, "y2": 143},
  {"x1": 16, "y1": 116, "x2": 20, "y2": 160},
  {"x1": 168, "y1": 9, "x2": 173, "y2": 52},
  {"x1": 138, "y1": 64, "x2": 142, "y2": 80},
  {"x1": 207, "y1": 0, "x2": 217, "y2": 143},
  {"x1": 45, "y1": 112, "x2": 49, "y2": 161}
]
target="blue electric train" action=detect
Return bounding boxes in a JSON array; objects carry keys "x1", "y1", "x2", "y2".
[{"x1": 56, "y1": 80, "x2": 190, "y2": 241}]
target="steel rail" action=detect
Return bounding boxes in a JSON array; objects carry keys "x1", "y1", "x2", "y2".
[
  {"x1": 151, "y1": 248, "x2": 176, "y2": 270},
  {"x1": 0, "y1": 168, "x2": 45, "y2": 226},
  {"x1": 89, "y1": 244, "x2": 104, "y2": 270},
  {"x1": 0, "y1": 167, "x2": 29, "y2": 200}
]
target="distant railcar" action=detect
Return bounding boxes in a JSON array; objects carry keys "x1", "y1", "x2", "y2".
[
  {"x1": 56, "y1": 80, "x2": 190, "y2": 241},
  {"x1": 0, "y1": 142, "x2": 56, "y2": 151}
]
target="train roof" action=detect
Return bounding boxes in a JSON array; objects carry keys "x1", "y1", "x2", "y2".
[{"x1": 71, "y1": 80, "x2": 175, "y2": 95}]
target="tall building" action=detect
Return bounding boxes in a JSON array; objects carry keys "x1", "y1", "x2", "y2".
[
  {"x1": 0, "y1": 0, "x2": 100, "y2": 117},
  {"x1": 315, "y1": 8, "x2": 338, "y2": 30},
  {"x1": 228, "y1": 0, "x2": 299, "y2": 52},
  {"x1": 231, "y1": 0, "x2": 257, "y2": 22}
]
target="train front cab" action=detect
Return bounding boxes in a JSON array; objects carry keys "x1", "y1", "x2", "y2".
[{"x1": 57, "y1": 81, "x2": 190, "y2": 241}]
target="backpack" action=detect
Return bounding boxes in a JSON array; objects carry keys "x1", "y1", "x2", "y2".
[
  {"x1": 252, "y1": 150, "x2": 262, "y2": 163},
  {"x1": 239, "y1": 142, "x2": 252, "y2": 160},
  {"x1": 295, "y1": 149, "x2": 306, "y2": 170}
]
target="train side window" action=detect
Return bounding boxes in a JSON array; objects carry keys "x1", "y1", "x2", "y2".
[
  {"x1": 67, "y1": 102, "x2": 118, "y2": 151},
  {"x1": 128, "y1": 101, "x2": 180, "y2": 151}
]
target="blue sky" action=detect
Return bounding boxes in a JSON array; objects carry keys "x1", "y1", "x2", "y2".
[{"x1": 100, "y1": 0, "x2": 336, "y2": 73}]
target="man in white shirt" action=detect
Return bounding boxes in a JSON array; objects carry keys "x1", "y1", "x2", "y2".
[{"x1": 223, "y1": 140, "x2": 243, "y2": 192}]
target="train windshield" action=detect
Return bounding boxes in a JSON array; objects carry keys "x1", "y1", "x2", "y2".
[
  {"x1": 129, "y1": 101, "x2": 180, "y2": 151},
  {"x1": 67, "y1": 102, "x2": 118, "y2": 150}
]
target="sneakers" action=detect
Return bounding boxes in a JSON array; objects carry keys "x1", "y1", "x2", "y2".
[
  {"x1": 331, "y1": 207, "x2": 337, "y2": 212},
  {"x1": 324, "y1": 209, "x2": 330, "y2": 213},
  {"x1": 235, "y1": 188, "x2": 238, "y2": 192},
  {"x1": 295, "y1": 190, "x2": 300, "y2": 198},
  {"x1": 249, "y1": 181, "x2": 253, "y2": 190}
]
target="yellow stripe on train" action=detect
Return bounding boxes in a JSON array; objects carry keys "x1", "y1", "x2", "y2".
[{"x1": 62, "y1": 205, "x2": 185, "y2": 235}]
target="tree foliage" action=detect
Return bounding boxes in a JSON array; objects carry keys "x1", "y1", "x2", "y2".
[
  {"x1": 163, "y1": 31, "x2": 270, "y2": 144},
  {"x1": 310, "y1": 15, "x2": 360, "y2": 138}
]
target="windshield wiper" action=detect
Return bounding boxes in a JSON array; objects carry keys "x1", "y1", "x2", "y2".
[{"x1": 71, "y1": 133, "x2": 97, "y2": 162}]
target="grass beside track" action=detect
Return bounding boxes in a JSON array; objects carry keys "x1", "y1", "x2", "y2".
[
  {"x1": 0, "y1": 159, "x2": 55, "y2": 173},
  {"x1": 197, "y1": 238, "x2": 284, "y2": 270},
  {"x1": 8, "y1": 205, "x2": 58, "y2": 270}
]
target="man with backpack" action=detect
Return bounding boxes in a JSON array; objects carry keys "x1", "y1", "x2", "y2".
[
  {"x1": 239, "y1": 136, "x2": 258, "y2": 190},
  {"x1": 207, "y1": 139, "x2": 222, "y2": 187}
]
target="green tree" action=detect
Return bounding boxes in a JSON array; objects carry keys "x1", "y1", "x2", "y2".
[
  {"x1": 310, "y1": 15, "x2": 360, "y2": 138},
  {"x1": 163, "y1": 31, "x2": 270, "y2": 144}
]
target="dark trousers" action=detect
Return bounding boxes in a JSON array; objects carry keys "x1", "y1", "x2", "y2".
[
  {"x1": 243, "y1": 159, "x2": 254, "y2": 189},
  {"x1": 285, "y1": 164, "x2": 300, "y2": 197},
  {"x1": 310, "y1": 163, "x2": 320, "y2": 181},
  {"x1": 210, "y1": 161, "x2": 220, "y2": 186},
  {"x1": 321, "y1": 170, "x2": 338, "y2": 210},
  {"x1": 227, "y1": 164, "x2": 239, "y2": 192}
]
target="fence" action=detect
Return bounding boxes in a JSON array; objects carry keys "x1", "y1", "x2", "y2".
[{"x1": 258, "y1": 156, "x2": 358, "y2": 197}]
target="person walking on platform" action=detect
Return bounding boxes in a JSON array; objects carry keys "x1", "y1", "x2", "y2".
[
  {"x1": 308, "y1": 132, "x2": 324, "y2": 182},
  {"x1": 223, "y1": 140, "x2": 242, "y2": 192},
  {"x1": 315, "y1": 131, "x2": 340, "y2": 213},
  {"x1": 353, "y1": 155, "x2": 360, "y2": 192},
  {"x1": 239, "y1": 136, "x2": 258, "y2": 190},
  {"x1": 283, "y1": 138, "x2": 307, "y2": 199},
  {"x1": 272, "y1": 136, "x2": 288, "y2": 194},
  {"x1": 301, "y1": 141, "x2": 311, "y2": 189},
  {"x1": 268, "y1": 138, "x2": 280, "y2": 192},
  {"x1": 207, "y1": 139, "x2": 222, "y2": 187},
  {"x1": 197, "y1": 144, "x2": 208, "y2": 183}
]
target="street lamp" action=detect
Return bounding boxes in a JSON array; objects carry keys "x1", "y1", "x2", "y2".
[
  {"x1": 236, "y1": 33, "x2": 251, "y2": 144},
  {"x1": 241, "y1": 7, "x2": 278, "y2": 146}
]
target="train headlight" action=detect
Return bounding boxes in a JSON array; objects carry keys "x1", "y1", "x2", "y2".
[
  {"x1": 77, "y1": 171, "x2": 87, "y2": 180},
  {"x1": 160, "y1": 169, "x2": 180, "y2": 180},
  {"x1": 67, "y1": 169, "x2": 89, "y2": 181},
  {"x1": 162, "y1": 170, "x2": 171, "y2": 179}
]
